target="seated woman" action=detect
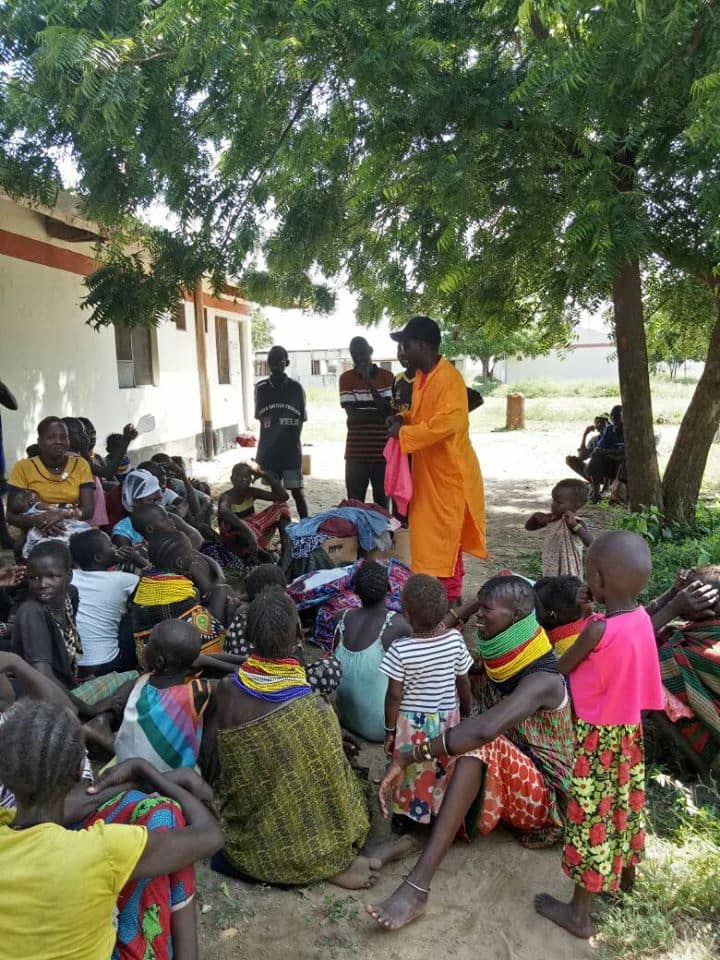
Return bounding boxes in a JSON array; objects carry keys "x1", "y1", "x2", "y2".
[
  {"x1": 218, "y1": 463, "x2": 292, "y2": 557},
  {"x1": 6, "y1": 416, "x2": 96, "y2": 554},
  {"x1": 368, "y1": 575, "x2": 573, "y2": 930},
  {"x1": 132, "y1": 530, "x2": 227, "y2": 659},
  {"x1": 0, "y1": 698, "x2": 222, "y2": 959},
  {"x1": 224, "y1": 563, "x2": 342, "y2": 696},
  {"x1": 11, "y1": 540, "x2": 137, "y2": 713},
  {"x1": 334, "y1": 561, "x2": 411, "y2": 742},
  {"x1": 204, "y1": 587, "x2": 411, "y2": 889},
  {"x1": 649, "y1": 566, "x2": 720, "y2": 773}
]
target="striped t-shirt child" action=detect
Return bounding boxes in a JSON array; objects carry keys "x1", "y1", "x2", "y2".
[{"x1": 380, "y1": 629, "x2": 474, "y2": 713}]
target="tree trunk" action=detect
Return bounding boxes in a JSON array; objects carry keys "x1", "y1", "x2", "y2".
[
  {"x1": 612, "y1": 257, "x2": 663, "y2": 511},
  {"x1": 481, "y1": 355, "x2": 493, "y2": 380},
  {"x1": 662, "y1": 300, "x2": 720, "y2": 525}
]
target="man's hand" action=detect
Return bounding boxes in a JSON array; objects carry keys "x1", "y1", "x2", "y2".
[
  {"x1": 0, "y1": 566, "x2": 24, "y2": 589},
  {"x1": 386, "y1": 415, "x2": 403, "y2": 439}
]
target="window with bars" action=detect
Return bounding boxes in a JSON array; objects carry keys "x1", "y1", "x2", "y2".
[
  {"x1": 215, "y1": 316, "x2": 231, "y2": 384},
  {"x1": 114, "y1": 324, "x2": 157, "y2": 388},
  {"x1": 311, "y1": 359, "x2": 321, "y2": 376}
]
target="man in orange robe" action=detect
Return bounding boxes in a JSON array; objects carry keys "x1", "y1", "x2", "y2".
[{"x1": 388, "y1": 316, "x2": 486, "y2": 600}]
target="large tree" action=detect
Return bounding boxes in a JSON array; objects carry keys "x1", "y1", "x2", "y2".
[{"x1": 2, "y1": 0, "x2": 719, "y2": 521}]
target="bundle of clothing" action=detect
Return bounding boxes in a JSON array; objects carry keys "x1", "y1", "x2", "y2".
[{"x1": 285, "y1": 500, "x2": 399, "y2": 559}]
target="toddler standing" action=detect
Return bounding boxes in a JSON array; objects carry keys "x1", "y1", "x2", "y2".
[
  {"x1": 380, "y1": 574, "x2": 473, "y2": 828},
  {"x1": 525, "y1": 478, "x2": 593, "y2": 578},
  {"x1": 535, "y1": 531, "x2": 664, "y2": 939}
]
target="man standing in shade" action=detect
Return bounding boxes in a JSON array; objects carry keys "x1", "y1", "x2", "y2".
[
  {"x1": 387, "y1": 316, "x2": 486, "y2": 601},
  {"x1": 339, "y1": 336, "x2": 394, "y2": 507},
  {"x1": 255, "y1": 345, "x2": 309, "y2": 518}
]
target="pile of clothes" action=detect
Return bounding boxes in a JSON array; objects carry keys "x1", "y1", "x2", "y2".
[{"x1": 285, "y1": 500, "x2": 399, "y2": 559}]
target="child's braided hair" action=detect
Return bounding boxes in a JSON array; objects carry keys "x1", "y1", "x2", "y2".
[{"x1": 0, "y1": 700, "x2": 84, "y2": 806}]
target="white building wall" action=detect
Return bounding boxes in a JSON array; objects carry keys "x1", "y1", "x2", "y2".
[
  {"x1": 504, "y1": 344, "x2": 618, "y2": 382},
  {"x1": 0, "y1": 198, "x2": 251, "y2": 467}
]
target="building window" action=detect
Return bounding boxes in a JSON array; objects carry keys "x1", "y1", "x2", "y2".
[
  {"x1": 215, "y1": 316, "x2": 231, "y2": 384},
  {"x1": 255, "y1": 359, "x2": 269, "y2": 377},
  {"x1": 173, "y1": 301, "x2": 187, "y2": 330},
  {"x1": 311, "y1": 359, "x2": 321, "y2": 376},
  {"x1": 114, "y1": 324, "x2": 156, "y2": 388}
]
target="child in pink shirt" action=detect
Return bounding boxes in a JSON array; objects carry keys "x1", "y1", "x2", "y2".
[{"x1": 535, "y1": 530, "x2": 664, "y2": 940}]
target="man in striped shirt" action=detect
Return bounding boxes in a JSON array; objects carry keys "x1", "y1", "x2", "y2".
[{"x1": 339, "y1": 337, "x2": 394, "y2": 507}]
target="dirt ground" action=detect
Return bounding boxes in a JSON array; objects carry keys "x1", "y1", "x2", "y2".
[{"x1": 194, "y1": 427, "x2": 610, "y2": 960}]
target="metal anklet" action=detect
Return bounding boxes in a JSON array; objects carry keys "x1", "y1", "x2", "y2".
[{"x1": 403, "y1": 876, "x2": 431, "y2": 895}]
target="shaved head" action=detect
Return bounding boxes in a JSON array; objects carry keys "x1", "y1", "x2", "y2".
[{"x1": 586, "y1": 531, "x2": 652, "y2": 599}]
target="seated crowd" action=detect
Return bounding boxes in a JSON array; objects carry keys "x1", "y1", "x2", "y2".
[{"x1": 0, "y1": 410, "x2": 718, "y2": 956}]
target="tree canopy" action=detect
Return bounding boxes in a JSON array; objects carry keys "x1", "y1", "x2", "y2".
[{"x1": 2, "y1": 0, "x2": 720, "y2": 520}]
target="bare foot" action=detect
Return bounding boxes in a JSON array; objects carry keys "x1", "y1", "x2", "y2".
[
  {"x1": 534, "y1": 893, "x2": 594, "y2": 939},
  {"x1": 366, "y1": 879, "x2": 428, "y2": 930},
  {"x1": 361, "y1": 833, "x2": 421, "y2": 868},
  {"x1": 330, "y1": 856, "x2": 380, "y2": 890}
]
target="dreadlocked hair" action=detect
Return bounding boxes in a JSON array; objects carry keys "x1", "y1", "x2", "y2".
[
  {"x1": 352, "y1": 560, "x2": 389, "y2": 607},
  {"x1": 147, "y1": 530, "x2": 193, "y2": 573},
  {"x1": 0, "y1": 700, "x2": 84, "y2": 806},
  {"x1": 534, "y1": 576, "x2": 583, "y2": 628},
  {"x1": 246, "y1": 586, "x2": 299, "y2": 659},
  {"x1": 401, "y1": 574, "x2": 448, "y2": 633},
  {"x1": 478, "y1": 576, "x2": 536, "y2": 618},
  {"x1": 246, "y1": 564, "x2": 287, "y2": 600}
]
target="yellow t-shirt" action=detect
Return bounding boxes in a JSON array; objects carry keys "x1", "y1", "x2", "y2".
[
  {"x1": 7, "y1": 456, "x2": 94, "y2": 505},
  {"x1": 0, "y1": 809, "x2": 147, "y2": 960}
]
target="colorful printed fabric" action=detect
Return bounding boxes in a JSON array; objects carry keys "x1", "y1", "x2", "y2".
[
  {"x1": 114, "y1": 675, "x2": 213, "y2": 772},
  {"x1": 74, "y1": 670, "x2": 138, "y2": 706},
  {"x1": 463, "y1": 734, "x2": 553, "y2": 836},
  {"x1": 548, "y1": 618, "x2": 585, "y2": 657},
  {"x1": 83, "y1": 790, "x2": 195, "y2": 960},
  {"x1": 562, "y1": 719, "x2": 647, "y2": 893},
  {"x1": 392, "y1": 708, "x2": 459, "y2": 824},
  {"x1": 218, "y1": 693, "x2": 369, "y2": 885},
  {"x1": 220, "y1": 501, "x2": 292, "y2": 551},
  {"x1": 541, "y1": 517, "x2": 585, "y2": 579},
  {"x1": 470, "y1": 673, "x2": 574, "y2": 836},
  {"x1": 657, "y1": 619, "x2": 720, "y2": 764},
  {"x1": 438, "y1": 552, "x2": 464, "y2": 603},
  {"x1": 476, "y1": 611, "x2": 553, "y2": 685},
  {"x1": 233, "y1": 655, "x2": 312, "y2": 703}
]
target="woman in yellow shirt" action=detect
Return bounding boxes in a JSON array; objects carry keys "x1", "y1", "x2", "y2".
[
  {"x1": 6, "y1": 416, "x2": 96, "y2": 543},
  {"x1": 0, "y1": 699, "x2": 222, "y2": 960}
]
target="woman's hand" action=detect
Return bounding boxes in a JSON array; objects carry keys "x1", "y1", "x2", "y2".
[
  {"x1": 163, "y1": 768, "x2": 217, "y2": 812},
  {"x1": 673, "y1": 580, "x2": 719, "y2": 621},
  {"x1": 378, "y1": 755, "x2": 411, "y2": 819},
  {"x1": 0, "y1": 566, "x2": 24, "y2": 588},
  {"x1": 383, "y1": 730, "x2": 396, "y2": 758},
  {"x1": 87, "y1": 758, "x2": 149, "y2": 795},
  {"x1": 37, "y1": 511, "x2": 66, "y2": 536}
]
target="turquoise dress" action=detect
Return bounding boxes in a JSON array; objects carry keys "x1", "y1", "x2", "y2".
[{"x1": 334, "y1": 610, "x2": 396, "y2": 742}]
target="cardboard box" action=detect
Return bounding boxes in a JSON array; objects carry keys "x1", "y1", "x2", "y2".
[
  {"x1": 365, "y1": 528, "x2": 411, "y2": 568},
  {"x1": 323, "y1": 536, "x2": 359, "y2": 566}
]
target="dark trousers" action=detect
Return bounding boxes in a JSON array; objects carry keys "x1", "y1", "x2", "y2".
[{"x1": 345, "y1": 460, "x2": 388, "y2": 508}]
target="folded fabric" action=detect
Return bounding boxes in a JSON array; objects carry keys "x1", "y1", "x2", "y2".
[
  {"x1": 287, "y1": 507, "x2": 392, "y2": 553},
  {"x1": 383, "y1": 438, "x2": 412, "y2": 515},
  {"x1": 318, "y1": 517, "x2": 357, "y2": 538}
]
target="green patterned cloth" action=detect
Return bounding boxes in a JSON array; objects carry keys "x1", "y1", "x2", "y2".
[
  {"x1": 218, "y1": 693, "x2": 370, "y2": 885},
  {"x1": 74, "y1": 670, "x2": 138, "y2": 706}
]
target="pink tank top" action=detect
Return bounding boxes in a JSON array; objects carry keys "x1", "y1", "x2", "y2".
[{"x1": 569, "y1": 606, "x2": 664, "y2": 726}]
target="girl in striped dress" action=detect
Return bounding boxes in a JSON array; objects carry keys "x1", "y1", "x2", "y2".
[{"x1": 381, "y1": 574, "x2": 473, "y2": 828}]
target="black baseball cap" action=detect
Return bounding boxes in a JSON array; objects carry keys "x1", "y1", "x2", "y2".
[{"x1": 390, "y1": 315, "x2": 441, "y2": 347}]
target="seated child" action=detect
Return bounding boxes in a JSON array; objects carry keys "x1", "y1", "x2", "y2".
[
  {"x1": 17, "y1": 489, "x2": 92, "y2": 558},
  {"x1": 380, "y1": 574, "x2": 473, "y2": 830},
  {"x1": 114, "y1": 620, "x2": 214, "y2": 772},
  {"x1": 225, "y1": 563, "x2": 343, "y2": 696},
  {"x1": 217, "y1": 463, "x2": 292, "y2": 557},
  {"x1": 69, "y1": 529, "x2": 139, "y2": 678},
  {"x1": 535, "y1": 531, "x2": 664, "y2": 939},
  {"x1": 534, "y1": 575, "x2": 594, "y2": 656},
  {"x1": 0, "y1": 698, "x2": 222, "y2": 959},
  {"x1": 525, "y1": 478, "x2": 593, "y2": 579}
]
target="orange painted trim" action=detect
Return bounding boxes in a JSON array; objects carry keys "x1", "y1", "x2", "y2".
[
  {"x1": 0, "y1": 227, "x2": 249, "y2": 315},
  {"x1": 0, "y1": 228, "x2": 100, "y2": 276}
]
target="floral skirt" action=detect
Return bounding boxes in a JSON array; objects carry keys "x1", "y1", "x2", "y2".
[
  {"x1": 462, "y1": 734, "x2": 554, "y2": 841},
  {"x1": 562, "y1": 719, "x2": 646, "y2": 893},
  {"x1": 393, "y1": 708, "x2": 459, "y2": 824},
  {"x1": 84, "y1": 790, "x2": 196, "y2": 960}
]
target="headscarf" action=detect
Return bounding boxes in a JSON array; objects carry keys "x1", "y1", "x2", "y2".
[{"x1": 121, "y1": 469, "x2": 161, "y2": 513}]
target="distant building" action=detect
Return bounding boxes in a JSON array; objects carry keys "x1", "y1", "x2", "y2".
[{"x1": 498, "y1": 326, "x2": 617, "y2": 382}]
